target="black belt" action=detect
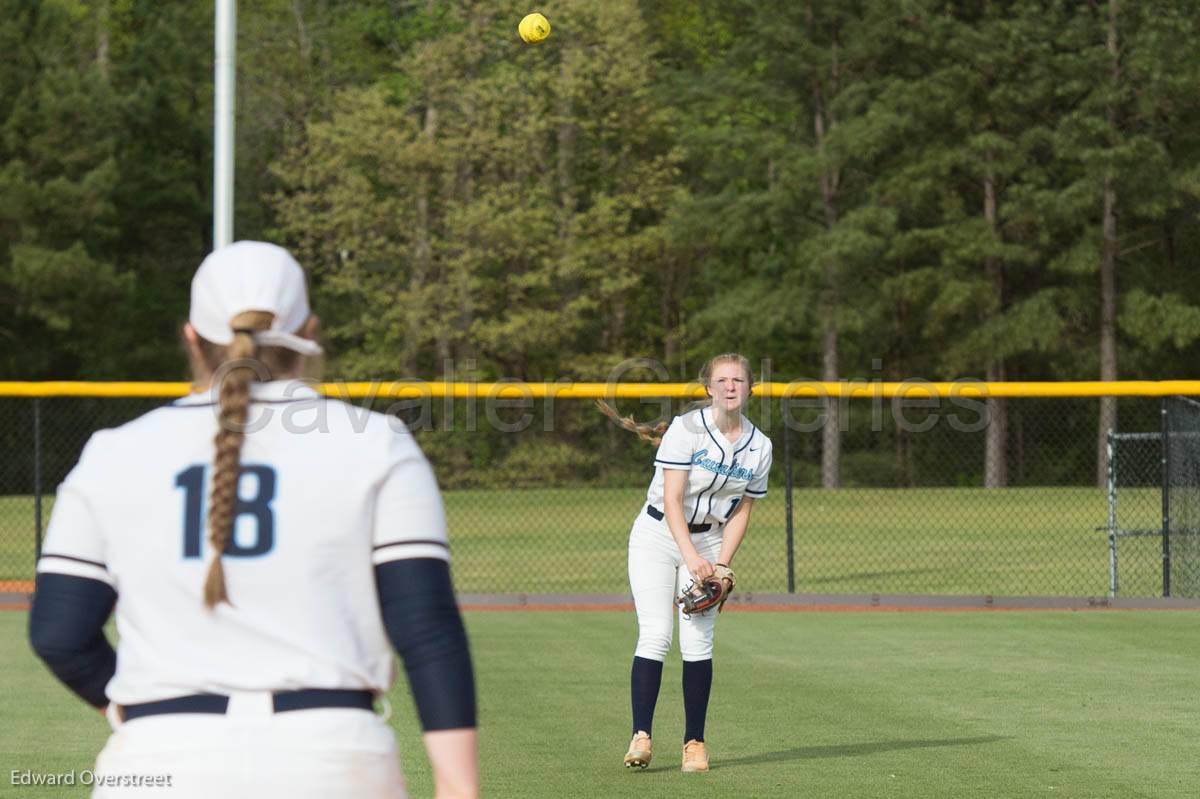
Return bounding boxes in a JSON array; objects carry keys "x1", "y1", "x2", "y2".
[
  {"x1": 645, "y1": 505, "x2": 712, "y2": 533},
  {"x1": 122, "y1": 688, "x2": 375, "y2": 721}
]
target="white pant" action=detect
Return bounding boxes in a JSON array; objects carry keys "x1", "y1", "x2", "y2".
[
  {"x1": 92, "y1": 695, "x2": 405, "y2": 798},
  {"x1": 628, "y1": 508, "x2": 724, "y2": 662}
]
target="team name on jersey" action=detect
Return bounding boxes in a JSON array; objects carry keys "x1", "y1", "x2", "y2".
[{"x1": 692, "y1": 449, "x2": 754, "y2": 481}]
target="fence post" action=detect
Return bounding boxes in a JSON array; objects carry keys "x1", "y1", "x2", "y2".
[
  {"x1": 1106, "y1": 429, "x2": 1117, "y2": 598},
  {"x1": 34, "y1": 397, "x2": 43, "y2": 563},
  {"x1": 783, "y1": 401, "x2": 795, "y2": 593},
  {"x1": 1161, "y1": 398, "x2": 1171, "y2": 598}
]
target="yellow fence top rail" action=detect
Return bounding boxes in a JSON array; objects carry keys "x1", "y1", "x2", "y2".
[{"x1": 2, "y1": 380, "x2": 1200, "y2": 399}]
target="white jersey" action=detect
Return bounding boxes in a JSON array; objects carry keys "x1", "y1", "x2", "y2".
[
  {"x1": 36, "y1": 380, "x2": 449, "y2": 705},
  {"x1": 645, "y1": 407, "x2": 772, "y2": 527}
]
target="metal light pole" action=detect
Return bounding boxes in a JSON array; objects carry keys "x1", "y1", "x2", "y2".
[{"x1": 213, "y1": 0, "x2": 236, "y2": 249}]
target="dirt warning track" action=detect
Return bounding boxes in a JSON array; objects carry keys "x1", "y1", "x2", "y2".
[{"x1": 5, "y1": 591, "x2": 1200, "y2": 614}]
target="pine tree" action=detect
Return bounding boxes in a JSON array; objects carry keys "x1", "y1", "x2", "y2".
[
  {"x1": 271, "y1": 0, "x2": 684, "y2": 381},
  {"x1": 0, "y1": 0, "x2": 131, "y2": 377}
]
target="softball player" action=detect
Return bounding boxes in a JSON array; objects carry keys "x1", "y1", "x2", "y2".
[
  {"x1": 28, "y1": 241, "x2": 478, "y2": 798},
  {"x1": 619, "y1": 353, "x2": 772, "y2": 773}
]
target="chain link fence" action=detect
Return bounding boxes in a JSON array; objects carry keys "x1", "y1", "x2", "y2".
[
  {"x1": 1104, "y1": 431, "x2": 1165, "y2": 598},
  {"x1": 1165, "y1": 396, "x2": 1200, "y2": 598},
  {"x1": 0, "y1": 388, "x2": 1186, "y2": 598}
]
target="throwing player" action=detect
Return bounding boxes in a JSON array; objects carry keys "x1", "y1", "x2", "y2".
[
  {"x1": 607, "y1": 353, "x2": 772, "y2": 773},
  {"x1": 28, "y1": 241, "x2": 478, "y2": 798}
]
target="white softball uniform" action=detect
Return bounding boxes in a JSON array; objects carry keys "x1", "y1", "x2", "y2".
[
  {"x1": 37, "y1": 380, "x2": 449, "y2": 798},
  {"x1": 645, "y1": 408, "x2": 770, "y2": 526},
  {"x1": 629, "y1": 408, "x2": 772, "y2": 662},
  {"x1": 92, "y1": 706, "x2": 404, "y2": 799}
]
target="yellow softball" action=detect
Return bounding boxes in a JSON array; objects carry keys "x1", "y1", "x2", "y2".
[{"x1": 519, "y1": 12, "x2": 551, "y2": 44}]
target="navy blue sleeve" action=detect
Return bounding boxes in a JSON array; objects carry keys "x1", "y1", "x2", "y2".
[
  {"x1": 375, "y1": 558, "x2": 477, "y2": 731},
  {"x1": 28, "y1": 572, "x2": 118, "y2": 709}
]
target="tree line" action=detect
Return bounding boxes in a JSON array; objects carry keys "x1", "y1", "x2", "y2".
[{"x1": 3, "y1": 0, "x2": 1199, "y2": 488}]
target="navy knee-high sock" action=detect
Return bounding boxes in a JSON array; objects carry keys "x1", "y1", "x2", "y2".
[
  {"x1": 630, "y1": 656, "x2": 664, "y2": 736},
  {"x1": 682, "y1": 658, "x2": 713, "y2": 742}
]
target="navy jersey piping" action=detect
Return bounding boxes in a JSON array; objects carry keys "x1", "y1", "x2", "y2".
[
  {"x1": 690, "y1": 409, "x2": 726, "y2": 526},
  {"x1": 744, "y1": 425, "x2": 770, "y2": 496},
  {"x1": 373, "y1": 539, "x2": 450, "y2": 552},
  {"x1": 705, "y1": 427, "x2": 753, "y2": 520},
  {"x1": 39, "y1": 552, "x2": 108, "y2": 571}
]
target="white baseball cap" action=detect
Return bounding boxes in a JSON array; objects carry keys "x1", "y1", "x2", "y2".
[{"x1": 189, "y1": 241, "x2": 322, "y2": 356}]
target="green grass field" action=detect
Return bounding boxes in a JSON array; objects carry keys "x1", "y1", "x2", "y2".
[
  {"x1": 1, "y1": 486, "x2": 1173, "y2": 597},
  {"x1": 4, "y1": 608, "x2": 1199, "y2": 798}
]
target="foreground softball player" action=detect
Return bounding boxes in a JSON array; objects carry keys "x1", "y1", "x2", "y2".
[
  {"x1": 28, "y1": 241, "x2": 478, "y2": 798},
  {"x1": 611, "y1": 353, "x2": 772, "y2": 772}
]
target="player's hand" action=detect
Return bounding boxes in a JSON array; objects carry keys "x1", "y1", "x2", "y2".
[{"x1": 686, "y1": 556, "x2": 715, "y2": 586}]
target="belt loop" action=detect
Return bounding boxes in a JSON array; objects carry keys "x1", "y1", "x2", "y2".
[{"x1": 226, "y1": 691, "x2": 273, "y2": 718}]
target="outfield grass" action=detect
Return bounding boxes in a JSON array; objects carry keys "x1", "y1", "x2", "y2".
[
  {"x1": 0, "y1": 486, "x2": 1170, "y2": 597},
  {"x1": 3, "y1": 608, "x2": 1199, "y2": 798}
]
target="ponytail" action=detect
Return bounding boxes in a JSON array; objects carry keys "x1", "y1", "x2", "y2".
[
  {"x1": 595, "y1": 398, "x2": 669, "y2": 447},
  {"x1": 203, "y1": 310, "x2": 275, "y2": 608},
  {"x1": 596, "y1": 352, "x2": 754, "y2": 445}
]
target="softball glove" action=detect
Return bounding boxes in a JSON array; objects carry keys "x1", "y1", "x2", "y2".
[{"x1": 676, "y1": 563, "x2": 736, "y2": 617}]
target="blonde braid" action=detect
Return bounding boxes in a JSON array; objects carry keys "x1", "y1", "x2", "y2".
[
  {"x1": 203, "y1": 310, "x2": 274, "y2": 608},
  {"x1": 595, "y1": 399, "x2": 669, "y2": 446}
]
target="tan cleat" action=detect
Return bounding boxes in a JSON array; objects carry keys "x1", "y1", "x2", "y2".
[
  {"x1": 624, "y1": 731, "x2": 652, "y2": 769},
  {"x1": 681, "y1": 739, "x2": 709, "y2": 772}
]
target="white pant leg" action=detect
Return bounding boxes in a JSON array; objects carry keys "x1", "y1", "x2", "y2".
[
  {"x1": 678, "y1": 529, "x2": 724, "y2": 662},
  {"x1": 628, "y1": 515, "x2": 683, "y2": 662},
  {"x1": 91, "y1": 705, "x2": 405, "y2": 799}
]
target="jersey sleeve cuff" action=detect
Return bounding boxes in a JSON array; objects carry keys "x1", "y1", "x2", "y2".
[
  {"x1": 654, "y1": 459, "x2": 692, "y2": 470},
  {"x1": 37, "y1": 554, "x2": 113, "y2": 586},
  {"x1": 745, "y1": 489, "x2": 768, "y2": 497},
  {"x1": 372, "y1": 539, "x2": 451, "y2": 565}
]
